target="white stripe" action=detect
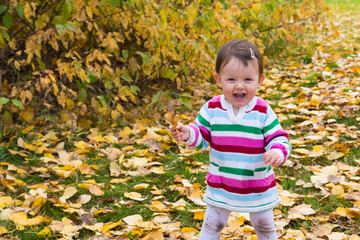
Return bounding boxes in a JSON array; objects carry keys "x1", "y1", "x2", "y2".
[
  {"x1": 208, "y1": 164, "x2": 274, "y2": 181},
  {"x1": 212, "y1": 131, "x2": 264, "y2": 139},
  {"x1": 205, "y1": 187, "x2": 279, "y2": 210},
  {"x1": 209, "y1": 157, "x2": 267, "y2": 170}
]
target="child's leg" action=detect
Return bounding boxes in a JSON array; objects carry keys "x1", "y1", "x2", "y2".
[
  {"x1": 199, "y1": 205, "x2": 231, "y2": 240},
  {"x1": 249, "y1": 209, "x2": 278, "y2": 240}
]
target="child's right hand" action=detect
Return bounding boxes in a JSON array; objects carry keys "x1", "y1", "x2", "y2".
[{"x1": 170, "y1": 124, "x2": 190, "y2": 142}]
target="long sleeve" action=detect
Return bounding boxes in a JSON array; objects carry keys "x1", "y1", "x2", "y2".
[
  {"x1": 263, "y1": 105, "x2": 291, "y2": 164},
  {"x1": 184, "y1": 103, "x2": 211, "y2": 150}
]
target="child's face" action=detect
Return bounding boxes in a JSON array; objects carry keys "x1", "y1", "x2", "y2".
[{"x1": 214, "y1": 57, "x2": 265, "y2": 112}]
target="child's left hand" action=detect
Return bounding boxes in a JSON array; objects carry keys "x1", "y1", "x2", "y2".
[{"x1": 263, "y1": 150, "x2": 283, "y2": 166}]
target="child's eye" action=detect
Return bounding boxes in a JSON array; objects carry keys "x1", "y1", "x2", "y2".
[
  {"x1": 228, "y1": 78, "x2": 235, "y2": 82},
  {"x1": 245, "y1": 78, "x2": 252, "y2": 82}
]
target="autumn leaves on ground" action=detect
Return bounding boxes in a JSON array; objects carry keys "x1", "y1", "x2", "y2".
[{"x1": 1, "y1": 4, "x2": 360, "y2": 240}]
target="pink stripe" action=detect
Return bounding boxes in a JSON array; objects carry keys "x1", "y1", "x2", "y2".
[
  {"x1": 188, "y1": 125, "x2": 199, "y2": 147},
  {"x1": 212, "y1": 136, "x2": 264, "y2": 148},
  {"x1": 256, "y1": 98, "x2": 268, "y2": 107},
  {"x1": 265, "y1": 129, "x2": 288, "y2": 145},
  {"x1": 207, "y1": 172, "x2": 276, "y2": 189},
  {"x1": 208, "y1": 96, "x2": 226, "y2": 111},
  {"x1": 199, "y1": 125, "x2": 211, "y2": 143},
  {"x1": 270, "y1": 143, "x2": 289, "y2": 161}
]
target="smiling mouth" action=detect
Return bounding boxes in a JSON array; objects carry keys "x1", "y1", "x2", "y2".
[{"x1": 234, "y1": 93, "x2": 246, "y2": 99}]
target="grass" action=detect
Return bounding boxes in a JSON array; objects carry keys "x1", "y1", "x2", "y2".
[
  {"x1": 325, "y1": 0, "x2": 360, "y2": 12},
  {"x1": 0, "y1": 143, "x2": 208, "y2": 239}
]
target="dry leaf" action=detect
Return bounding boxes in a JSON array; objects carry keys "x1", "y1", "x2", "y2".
[
  {"x1": 142, "y1": 230, "x2": 164, "y2": 240},
  {"x1": 150, "y1": 201, "x2": 169, "y2": 212},
  {"x1": 123, "y1": 214, "x2": 143, "y2": 225},
  {"x1": 60, "y1": 187, "x2": 78, "y2": 203},
  {"x1": 88, "y1": 186, "x2": 105, "y2": 196},
  {"x1": 164, "y1": 100, "x2": 178, "y2": 127},
  {"x1": 101, "y1": 220, "x2": 122, "y2": 233},
  {"x1": 78, "y1": 194, "x2": 91, "y2": 204},
  {"x1": 124, "y1": 192, "x2": 147, "y2": 201},
  {"x1": 0, "y1": 226, "x2": 8, "y2": 235},
  {"x1": 288, "y1": 204, "x2": 316, "y2": 219}
]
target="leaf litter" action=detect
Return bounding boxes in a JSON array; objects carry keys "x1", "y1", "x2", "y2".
[{"x1": 0, "y1": 10, "x2": 360, "y2": 240}]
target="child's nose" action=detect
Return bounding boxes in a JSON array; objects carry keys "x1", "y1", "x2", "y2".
[{"x1": 235, "y1": 81, "x2": 244, "y2": 89}]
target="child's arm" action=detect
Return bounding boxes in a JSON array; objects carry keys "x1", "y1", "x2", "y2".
[
  {"x1": 170, "y1": 124, "x2": 190, "y2": 142},
  {"x1": 263, "y1": 106, "x2": 291, "y2": 166},
  {"x1": 263, "y1": 150, "x2": 283, "y2": 166},
  {"x1": 170, "y1": 103, "x2": 211, "y2": 150}
]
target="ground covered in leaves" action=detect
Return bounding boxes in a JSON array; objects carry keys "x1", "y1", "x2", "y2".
[{"x1": 1, "y1": 8, "x2": 360, "y2": 240}]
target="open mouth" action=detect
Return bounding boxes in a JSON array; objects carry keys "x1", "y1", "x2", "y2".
[{"x1": 234, "y1": 93, "x2": 246, "y2": 100}]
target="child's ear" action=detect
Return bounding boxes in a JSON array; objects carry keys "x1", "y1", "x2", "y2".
[
  {"x1": 258, "y1": 74, "x2": 265, "y2": 86},
  {"x1": 214, "y1": 73, "x2": 222, "y2": 87}
]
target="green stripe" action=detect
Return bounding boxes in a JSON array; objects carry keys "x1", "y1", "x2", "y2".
[
  {"x1": 197, "y1": 141, "x2": 204, "y2": 149},
  {"x1": 211, "y1": 124, "x2": 262, "y2": 134},
  {"x1": 206, "y1": 196, "x2": 279, "y2": 209},
  {"x1": 263, "y1": 118, "x2": 280, "y2": 133},
  {"x1": 210, "y1": 162, "x2": 271, "y2": 176},
  {"x1": 197, "y1": 114, "x2": 210, "y2": 127}
]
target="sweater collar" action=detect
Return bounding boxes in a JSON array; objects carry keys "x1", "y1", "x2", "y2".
[{"x1": 220, "y1": 94, "x2": 257, "y2": 113}]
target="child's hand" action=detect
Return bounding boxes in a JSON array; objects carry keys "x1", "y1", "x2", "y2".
[
  {"x1": 170, "y1": 124, "x2": 190, "y2": 142},
  {"x1": 263, "y1": 150, "x2": 283, "y2": 166}
]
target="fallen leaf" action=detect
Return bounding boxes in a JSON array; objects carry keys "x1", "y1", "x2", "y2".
[
  {"x1": 123, "y1": 214, "x2": 143, "y2": 225},
  {"x1": 150, "y1": 201, "x2": 170, "y2": 212},
  {"x1": 142, "y1": 230, "x2": 164, "y2": 240},
  {"x1": 78, "y1": 194, "x2": 91, "y2": 204},
  {"x1": 0, "y1": 226, "x2": 8, "y2": 235},
  {"x1": 88, "y1": 186, "x2": 105, "y2": 196},
  {"x1": 288, "y1": 204, "x2": 316, "y2": 219},
  {"x1": 60, "y1": 186, "x2": 78, "y2": 203},
  {"x1": 9, "y1": 212, "x2": 52, "y2": 226},
  {"x1": 101, "y1": 220, "x2": 122, "y2": 233}
]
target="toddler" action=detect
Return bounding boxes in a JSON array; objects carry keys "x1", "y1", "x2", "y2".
[{"x1": 171, "y1": 39, "x2": 291, "y2": 240}]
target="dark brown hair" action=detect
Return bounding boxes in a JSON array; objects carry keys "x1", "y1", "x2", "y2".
[{"x1": 215, "y1": 39, "x2": 263, "y2": 75}]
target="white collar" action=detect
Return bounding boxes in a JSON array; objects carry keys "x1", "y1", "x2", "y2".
[{"x1": 220, "y1": 95, "x2": 257, "y2": 119}]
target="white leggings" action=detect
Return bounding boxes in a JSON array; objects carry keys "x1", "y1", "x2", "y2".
[{"x1": 199, "y1": 205, "x2": 278, "y2": 240}]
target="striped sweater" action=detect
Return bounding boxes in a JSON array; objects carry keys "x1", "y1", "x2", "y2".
[{"x1": 186, "y1": 95, "x2": 291, "y2": 212}]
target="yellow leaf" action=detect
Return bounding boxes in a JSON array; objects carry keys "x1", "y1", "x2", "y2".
[
  {"x1": 181, "y1": 227, "x2": 199, "y2": 233},
  {"x1": 142, "y1": 230, "x2": 164, "y2": 240},
  {"x1": 328, "y1": 151, "x2": 345, "y2": 160},
  {"x1": 124, "y1": 192, "x2": 145, "y2": 201},
  {"x1": 193, "y1": 210, "x2": 205, "y2": 220},
  {"x1": 60, "y1": 187, "x2": 78, "y2": 202},
  {"x1": 54, "y1": 165, "x2": 75, "y2": 178},
  {"x1": 0, "y1": 226, "x2": 8, "y2": 235},
  {"x1": 150, "y1": 166, "x2": 165, "y2": 174},
  {"x1": 78, "y1": 194, "x2": 91, "y2": 204},
  {"x1": 308, "y1": 145, "x2": 324, "y2": 157},
  {"x1": 293, "y1": 148, "x2": 309, "y2": 155},
  {"x1": 78, "y1": 179, "x2": 96, "y2": 189},
  {"x1": 123, "y1": 214, "x2": 143, "y2": 225},
  {"x1": 110, "y1": 178, "x2": 128, "y2": 184},
  {"x1": 133, "y1": 183, "x2": 149, "y2": 190},
  {"x1": 331, "y1": 185, "x2": 344, "y2": 195},
  {"x1": 77, "y1": 163, "x2": 94, "y2": 175},
  {"x1": 29, "y1": 196, "x2": 46, "y2": 216},
  {"x1": 101, "y1": 220, "x2": 122, "y2": 233},
  {"x1": 0, "y1": 196, "x2": 13, "y2": 208},
  {"x1": 85, "y1": 6, "x2": 93, "y2": 19},
  {"x1": 334, "y1": 207, "x2": 348, "y2": 217},
  {"x1": 252, "y1": 3, "x2": 261, "y2": 13},
  {"x1": 37, "y1": 226, "x2": 52, "y2": 236},
  {"x1": 9, "y1": 212, "x2": 52, "y2": 226},
  {"x1": 150, "y1": 201, "x2": 169, "y2": 212},
  {"x1": 21, "y1": 125, "x2": 34, "y2": 134},
  {"x1": 88, "y1": 186, "x2": 104, "y2": 196},
  {"x1": 110, "y1": 162, "x2": 121, "y2": 177}
]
